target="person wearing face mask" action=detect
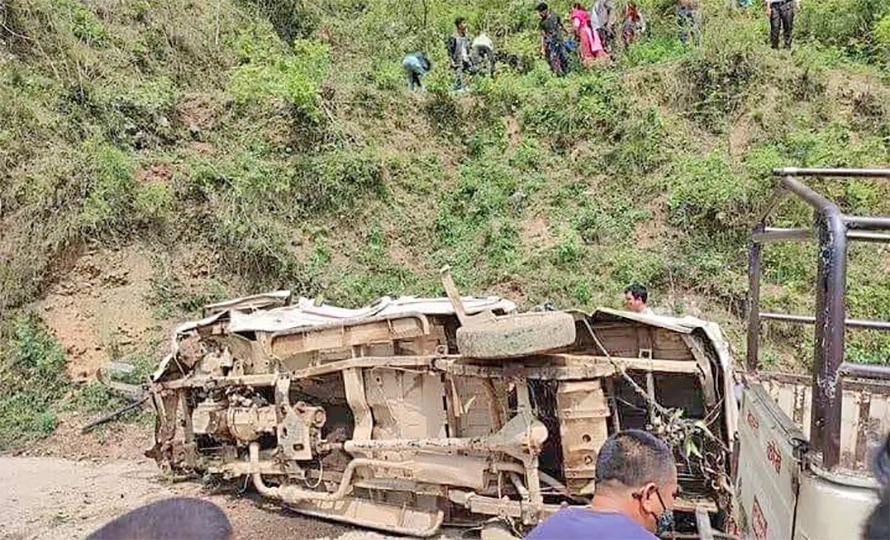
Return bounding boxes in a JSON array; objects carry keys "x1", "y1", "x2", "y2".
[{"x1": 525, "y1": 429, "x2": 678, "y2": 540}]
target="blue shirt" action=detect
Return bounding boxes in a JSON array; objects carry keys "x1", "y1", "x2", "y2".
[{"x1": 525, "y1": 508, "x2": 658, "y2": 540}]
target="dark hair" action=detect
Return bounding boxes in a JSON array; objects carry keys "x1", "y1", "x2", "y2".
[
  {"x1": 626, "y1": 2, "x2": 639, "y2": 20},
  {"x1": 455, "y1": 16, "x2": 466, "y2": 27},
  {"x1": 536, "y1": 3, "x2": 548, "y2": 12},
  {"x1": 594, "y1": 430, "x2": 675, "y2": 489},
  {"x1": 624, "y1": 283, "x2": 649, "y2": 304},
  {"x1": 573, "y1": 2, "x2": 584, "y2": 9},
  {"x1": 87, "y1": 498, "x2": 233, "y2": 540}
]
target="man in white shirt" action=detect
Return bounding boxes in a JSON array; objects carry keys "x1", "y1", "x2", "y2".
[
  {"x1": 624, "y1": 283, "x2": 654, "y2": 315},
  {"x1": 471, "y1": 32, "x2": 495, "y2": 77},
  {"x1": 590, "y1": 0, "x2": 616, "y2": 51},
  {"x1": 767, "y1": 0, "x2": 799, "y2": 49}
]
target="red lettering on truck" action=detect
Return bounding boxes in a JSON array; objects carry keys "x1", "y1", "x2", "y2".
[
  {"x1": 766, "y1": 441, "x2": 782, "y2": 474},
  {"x1": 752, "y1": 496, "x2": 768, "y2": 540}
]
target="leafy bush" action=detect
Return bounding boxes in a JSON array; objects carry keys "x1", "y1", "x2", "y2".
[
  {"x1": 79, "y1": 144, "x2": 137, "y2": 234},
  {"x1": 621, "y1": 35, "x2": 688, "y2": 68},
  {"x1": 230, "y1": 29, "x2": 328, "y2": 118},
  {"x1": 243, "y1": 0, "x2": 319, "y2": 44},
  {"x1": 667, "y1": 150, "x2": 754, "y2": 230},
  {"x1": 796, "y1": 0, "x2": 890, "y2": 58},
  {"x1": 678, "y1": 22, "x2": 762, "y2": 130},
  {"x1": 296, "y1": 148, "x2": 387, "y2": 214},
  {"x1": 54, "y1": 0, "x2": 108, "y2": 45},
  {"x1": 0, "y1": 314, "x2": 69, "y2": 449},
  {"x1": 93, "y1": 76, "x2": 177, "y2": 145},
  {"x1": 135, "y1": 181, "x2": 174, "y2": 223}
]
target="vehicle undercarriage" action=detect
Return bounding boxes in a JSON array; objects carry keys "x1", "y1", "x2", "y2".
[{"x1": 147, "y1": 282, "x2": 737, "y2": 537}]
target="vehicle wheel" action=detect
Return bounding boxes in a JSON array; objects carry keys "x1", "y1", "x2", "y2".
[{"x1": 456, "y1": 312, "x2": 576, "y2": 359}]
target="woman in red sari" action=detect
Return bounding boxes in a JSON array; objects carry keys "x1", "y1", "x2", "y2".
[{"x1": 571, "y1": 3, "x2": 607, "y2": 67}]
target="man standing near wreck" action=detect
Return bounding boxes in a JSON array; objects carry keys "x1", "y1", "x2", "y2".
[
  {"x1": 624, "y1": 283, "x2": 654, "y2": 315},
  {"x1": 525, "y1": 430, "x2": 678, "y2": 540}
]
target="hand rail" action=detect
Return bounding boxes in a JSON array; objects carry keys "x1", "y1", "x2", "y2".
[
  {"x1": 759, "y1": 312, "x2": 890, "y2": 331},
  {"x1": 773, "y1": 168, "x2": 890, "y2": 178},
  {"x1": 747, "y1": 168, "x2": 890, "y2": 471}
]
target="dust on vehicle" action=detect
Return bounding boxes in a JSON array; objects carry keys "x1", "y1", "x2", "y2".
[{"x1": 146, "y1": 269, "x2": 737, "y2": 537}]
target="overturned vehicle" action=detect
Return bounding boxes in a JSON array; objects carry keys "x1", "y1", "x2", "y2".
[{"x1": 147, "y1": 272, "x2": 738, "y2": 536}]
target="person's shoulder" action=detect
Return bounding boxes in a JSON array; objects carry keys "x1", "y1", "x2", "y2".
[
  {"x1": 591, "y1": 512, "x2": 659, "y2": 540},
  {"x1": 525, "y1": 509, "x2": 658, "y2": 540},
  {"x1": 524, "y1": 508, "x2": 588, "y2": 540}
]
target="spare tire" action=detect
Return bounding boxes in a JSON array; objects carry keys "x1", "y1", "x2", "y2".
[{"x1": 456, "y1": 311, "x2": 577, "y2": 359}]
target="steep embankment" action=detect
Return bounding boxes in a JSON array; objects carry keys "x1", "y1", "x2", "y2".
[{"x1": 2, "y1": 0, "x2": 890, "y2": 448}]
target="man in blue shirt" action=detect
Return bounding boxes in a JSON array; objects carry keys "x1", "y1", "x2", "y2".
[{"x1": 525, "y1": 429, "x2": 678, "y2": 540}]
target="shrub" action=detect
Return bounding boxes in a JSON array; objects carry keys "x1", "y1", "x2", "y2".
[
  {"x1": 230, "y1": 30, "x2": 328, "y2": 118},
  {"x1": 135, "y1": 181, "x2": 174, "y2": 223},
  {"x1": 78, "y1": 144, "x2": 137, "y2": 235},
  {"x1": 93, "y1": 76, "x2": 178, "y2": 145},
  {"x1": 608, "y1": 247, "x2": 669, "y2": 291},
  {"x1": 796, "y1": 0, "x2": 890, "y2": 58},
  {"x1": 243, "y1": 0, "x2": 319, "y2": 44},
  {"x1": 677, "y1": 20, "x2": 762, "y2": 131},
  {"x1": 605, "y1": 106, "x2": 668, "y2": 176},
  {"x1": 54, "y1": 0, "x2": 108, "y2": 45},
  {"x1": 295, "y1": 147, "x2": 386, "y2": 214},
  {"x1": 0, "y1": 314, "x2": 69, "y2": 449},
  {"x1": 667, "y1": 150, "x2": 751, "y2": 230},
  {"x1": 621, "y1": 35, "x2": 688, "y2": 68}
]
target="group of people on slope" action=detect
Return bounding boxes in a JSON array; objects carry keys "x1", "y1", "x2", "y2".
[
  {"x1": 402, "y1": 0, "x2": 796, "y2": 91},
  {"x1": 535, "y1": 1, "x2": 646, "y2": 75},
  {"x1": 401, "y1": 17, "x2": 495, "y2": 92}
]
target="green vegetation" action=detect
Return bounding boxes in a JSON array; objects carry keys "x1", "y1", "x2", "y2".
[
  {"x1": 0, "y1": 314, "x2": 155, "y2": 449},
  {"x1": 2, "y1": 0, "x2": 890, "y2": 436},
  {"x1": 0, "y1": 314, "x2": 68, "y2": 449}
]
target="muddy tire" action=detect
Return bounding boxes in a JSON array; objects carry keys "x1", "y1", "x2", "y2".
[{"x1": 456, "y1": 312, "x2": 576, "y2": 359}]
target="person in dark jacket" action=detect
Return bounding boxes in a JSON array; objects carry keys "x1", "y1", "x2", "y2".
[
  {"x1": 536, "y1": 3, "x2": 568, "y2": 76},
  {"x1": 677, "y1": 0, "x2": 700, "y2": 46},
  {"x1": 447, "y1": 17, "x2": 471, "y2": 90}
]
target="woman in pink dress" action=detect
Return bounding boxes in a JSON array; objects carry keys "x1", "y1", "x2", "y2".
[{"x1": 571, "y1": 3, "x2": 607, "y2": 67}]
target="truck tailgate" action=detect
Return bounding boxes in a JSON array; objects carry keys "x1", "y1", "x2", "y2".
[
  {"x1": 734, "y1": 383, "x2": 806, "y2": 540},
  {"x1": 759, "y1": 372, "x2": 890, "y2": 471}
]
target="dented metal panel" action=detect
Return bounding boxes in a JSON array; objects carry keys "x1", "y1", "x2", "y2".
[{"x1": 147, "y1": 292, "x2": 736, "y2": 537}]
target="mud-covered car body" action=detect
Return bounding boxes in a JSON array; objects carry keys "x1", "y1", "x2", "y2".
[{"x1": 148, "y1": 291, "x2": 737, "y2": 536}]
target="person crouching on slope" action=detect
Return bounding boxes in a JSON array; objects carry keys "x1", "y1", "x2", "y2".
[{"x1": 402, "y1": 51, "x2": 432, "y2": 91}]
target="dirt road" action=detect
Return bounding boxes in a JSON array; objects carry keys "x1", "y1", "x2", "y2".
[{"x1": 0, "y1": 456, "x2": 458, "y2": 540}]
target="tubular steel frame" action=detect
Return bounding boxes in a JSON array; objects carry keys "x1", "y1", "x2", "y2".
[{"x1": 747, "y1": 168, "x2": 890, "y2": 471}]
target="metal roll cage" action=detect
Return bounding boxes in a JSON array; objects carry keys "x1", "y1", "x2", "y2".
[{"x1": 747, "y1": 168, "x2": 890, "y2": 471}]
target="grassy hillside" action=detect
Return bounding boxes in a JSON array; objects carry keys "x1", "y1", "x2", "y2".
[{"x1": 3, "y1": 0, "x2": 890, "y2": 424}]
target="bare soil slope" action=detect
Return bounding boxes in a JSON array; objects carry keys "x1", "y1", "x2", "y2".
[{"x1": 35, "y1": 246, "x2": 157, "y2": 380}]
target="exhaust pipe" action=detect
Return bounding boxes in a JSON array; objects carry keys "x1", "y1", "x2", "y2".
[{"x1": 249, "y1": 443, "x2": 411, "y2": 503}]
